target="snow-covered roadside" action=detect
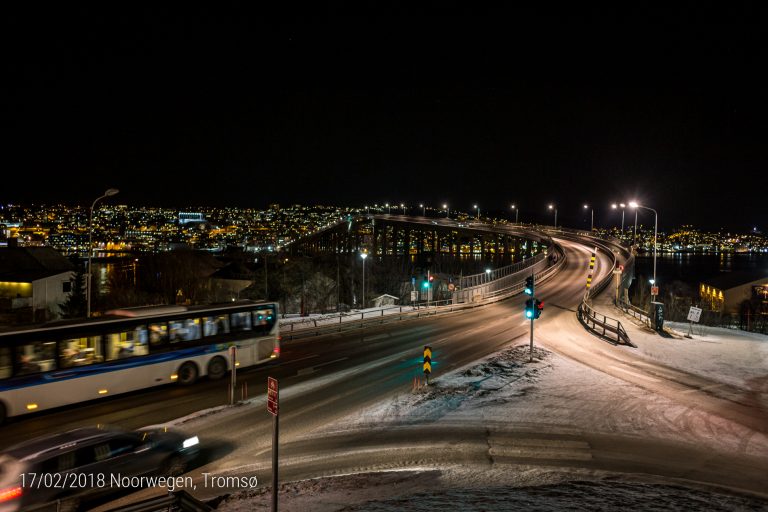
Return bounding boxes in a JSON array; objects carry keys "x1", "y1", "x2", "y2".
[
  {"x1": 591, "y1": 297, "x2": 768, "y2": 391},
  {"x1": 212, "y1": 343, "x2": 768, "y2": 511}
]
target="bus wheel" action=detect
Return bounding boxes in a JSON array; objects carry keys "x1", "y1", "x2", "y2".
[
  {"x1": 207, "y1": 356, "x2": 227, "y2": 380},
  {"x1": 177, "y1": 362, "x2": 199, "y2": 385}
]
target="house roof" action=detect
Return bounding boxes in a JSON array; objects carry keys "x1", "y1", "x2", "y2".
[
  {"x1": 373, "y1": 294, "x2": 400, "y2": 300},
  {"x1": 701, "y1": 270, "x2": 768, "y2": 291},
  {"x1": 0, "y1": 247, "x2": 75, "y2": 283}
]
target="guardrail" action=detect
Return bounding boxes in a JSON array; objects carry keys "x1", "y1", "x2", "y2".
[
  {"x1": 577, "y1": 300, "x2": 634, "y2": 347},
  {"x1": 282, "y1": 242, "x2": 567, "y2": 341},
  {"x1": 616, "y1": 298, "x2": 652, "y2": 328}
]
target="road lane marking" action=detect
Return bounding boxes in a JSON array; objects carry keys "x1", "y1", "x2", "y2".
[
  {"x1": 297, "y1": 357, "x2": 350, "y2": 376},
  {"x1": 290, "y1": 354, "x2": 320, "y2": 364}
]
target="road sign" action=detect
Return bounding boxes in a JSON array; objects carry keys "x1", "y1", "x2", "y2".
[
  {"x1": 267, "y1": 377, "x2": 278, "y2": 416},
  {"x1": 687, "y1": 306, "x2": 703, "y2": 323},
  {"x1": 423, "y1": 345, "x2": 432, "y2": 374},
  {"x1": 651, "y1": 286, "x2": 659, "y2": 296}
]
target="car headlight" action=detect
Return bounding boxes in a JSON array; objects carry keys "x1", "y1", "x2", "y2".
[{"x1": 182, "y1": 436, "x2": 199, "y2": 449}]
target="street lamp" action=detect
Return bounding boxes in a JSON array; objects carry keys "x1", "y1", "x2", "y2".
[
  {"x1": 584, "y1": 204, "x2": 593, "y2": 231},
  {"x1": 474, "y1": 204, "x2": 480, "y2": 220},
  {"x1": 360, "y1": 251, "x2": 368, "y2": 309},
  {"x1": 511, "y1": 204, "x2": 518, "y2": 224},
  {"x1": 611, "y1": 203, "x2": 626, "y2": 232},
  {"x1": 420, "y1": 203, "x2": 425, "y2": 216},
  {"x1": 87, "y1": 188, "x2": 119, "y2": 318},
  {"x1": 443, "y1": 203, "x2": 449, "y2": 218},
  {"x1": 400, "y1": 203, "x2": 405, "y2": 215},
  {"x1": 629, "y1": 201, "x2": 658, "y2": 300},
  {"x1": 633, "y1": 209, "x2": 638, "y2": 247},
  {"x1": 385, "y1": 203, "x2": 391, "y2": 214},
  {"x1": 548, "y1": 204, "x2": 557, "y2": 228},
  {"x1": 485, "y1": 268, "x2": 491, "y2": 283}
]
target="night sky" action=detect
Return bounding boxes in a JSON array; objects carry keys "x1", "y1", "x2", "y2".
[{"x1": 3, "y1": 4, "x2": 766, "y2": 231}]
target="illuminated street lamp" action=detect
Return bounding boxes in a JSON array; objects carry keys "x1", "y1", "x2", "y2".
[
  {"x1": 420, "y1": 203, "x2": 425, "y2": 216},
  {"x1": 443, "y1": 203, "x2": 449, "y2": 218},
  {"x1": 511, "y1": 204, "x2": 518, "y2": 224},
  {"x1": 584, "y1": 204, "x2": 593, "y2": 231},
  {"x1": 485, "y1": 268, "x2": 491, "y2": 283},
  {"x1": 360, "y1": 251, "x2": 368, "y2": 308},
  {"x1": 474, "y1": 204, "x2": 480, "y2": 220},
  {"x1": 548, "y1": 204, "x2": 557, "y2": 228},
  {"x1": 385, "y1": 203, "x2": 391, "y2": 214},
  {"x1": 400, "y1": 203, "x2": 405, "y2": 215},
  {"x1": 611, "y1": 203, "x2": 626, "y2": 232},
  {"x1": 629, "y1": 201, "x2": 658, "y2": 300},
  {"x1": 87, "y1": 188, "x2": 119, "y2": 318}
]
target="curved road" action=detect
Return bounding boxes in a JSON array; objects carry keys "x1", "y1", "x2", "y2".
[{"x1": 3, "y1": 235, "x2": 766, "y2": 507}]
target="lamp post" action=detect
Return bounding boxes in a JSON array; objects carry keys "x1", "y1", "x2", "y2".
[
  {"x1": 511, "y1": 204, "x2": 518, "y2": 224},
  {"x1": 629, "y1": 201, "x2": 658, "y2": 300},
  {"x1": 443, "y1": 203, "x2": 449, "y2": 218},
  {"x1": 474, "y1": 204, "x2": 480, "y2": 220},
  {"x1": 400, "y1": 203, "x2": 405, "y2": 215},
  {"x1": 584, "y1": 204, "x2": 593, "y2": 231},
  {"x1": 360, "y1": 252, "x2": 368, "y2": 309},
  {"x1": 420, "y1": 203, "x2": 425, "y2": 217},
  {"x1": 548, "y1": 204, "x2": 557, "y2": 228},
  {"x1": 611, "y1": 203, "x2": 626, "y2": 232},
  {"x1": 633, "y1": 210, "x2": 638, "y2": 247},
  {"x1": 485, "y1": 268, "x2": 491, "y2": 283},
  {"x1": 385, "y1": 203, "x2": 391, "y2": 215},
  {"x1": 87, "y1": 188, "x2": 119, "y2": 318}
]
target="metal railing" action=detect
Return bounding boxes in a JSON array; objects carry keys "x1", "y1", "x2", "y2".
[
  {"x1": 616, "y1": 298, "x2": 652, "y2": 328},
  {"x1": 577, "y1": 300, "x2": 634, "y2": 347},
  {"x1": 282, "y1": 242, "x2": 567, "y2": 341}
]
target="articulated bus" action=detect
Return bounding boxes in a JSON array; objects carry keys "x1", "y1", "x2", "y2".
[{"x1": 0, "y1": 300, "x2": 279, "y2": 424}]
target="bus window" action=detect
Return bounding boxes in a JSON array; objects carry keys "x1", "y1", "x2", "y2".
[
  {"x1": 253, "y1": 308, "x2": 276, "y2": 334},
  {"x1": 0, "y1": 347, "x2": 11, "y2": 378},
  {"x1": 106, "y1": 326, "x2": 149, "y2": 360},
  {"x1": 148, "y1": 323, "x2": 169, "y2": 346},
  {"x1": 230, "y1": 312, "x2": 252, "y2": 332},
  {"x1": 203, "y1": 315, "x2": 229, "y2": 337},
  {"x1": 60, "y1": 336, "x2": 103, "y2": 368},
  {"x1": 17, "y1": 342, "x2": 56, "y2": 375},
  {"x1": 170, "y1": 318, "x2": 201, "y2": 342}
]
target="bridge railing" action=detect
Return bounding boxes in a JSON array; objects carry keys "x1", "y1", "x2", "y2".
[{"x1": 283, "y1": 240, "x2": 568, "y2": 341}]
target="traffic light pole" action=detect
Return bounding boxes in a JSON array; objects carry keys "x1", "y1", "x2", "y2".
[{"x1": 529, "y1": 309, "x2": 534, "y2": 363}]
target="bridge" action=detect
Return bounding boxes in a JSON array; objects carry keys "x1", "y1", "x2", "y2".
[{"x1": 284, "y1": 214, "x2": 633, "y2": 310}]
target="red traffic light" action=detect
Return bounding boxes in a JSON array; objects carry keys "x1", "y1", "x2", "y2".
[{"x1": 429, "y1": 275, "x2": 434, "y2": 281}]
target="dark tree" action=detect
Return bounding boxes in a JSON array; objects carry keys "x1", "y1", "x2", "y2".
[{"x1": 59, "y1": 257, "x2": 87, "y2": 319}]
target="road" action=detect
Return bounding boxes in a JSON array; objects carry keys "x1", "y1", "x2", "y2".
[{"x1": 5, "y1": 235, "x2": 767, "y2": 508}]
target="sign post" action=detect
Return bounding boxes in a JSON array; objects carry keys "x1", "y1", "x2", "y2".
[
  {"x1": 229, "y1": 346, "x2": 237, "y2": 405},
  {"x1": 423, "y1": 346, "x2": 432, "y2": 385},
  {"x1": 267, "y1": 377, "x2": 279, "y2": 512}
]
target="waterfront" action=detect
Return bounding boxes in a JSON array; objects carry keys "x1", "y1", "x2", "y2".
[{"x1": 630, "y1": 252, "x2": 768, "y2": 298}]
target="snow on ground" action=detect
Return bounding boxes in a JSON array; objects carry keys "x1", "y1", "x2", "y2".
[
  {"x1": 279, "y1": 305, "x2": 419, "y2": 330},
  {"x1": 212, "y1": 343, "x2": 768, "y2": 511},
  {"x1": 591, "y1": 296, "x2": 768, "y2": 391}
]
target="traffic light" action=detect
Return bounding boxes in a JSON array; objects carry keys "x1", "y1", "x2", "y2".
[
  {"x1": 525, "y1": 298, "x2": 535, "y2": 319},
  {"x1": 422, "y1": 278, "x2": 430, "y2": 289},
  {"x1": 534, "y1": 299, "x2": 544, "y2": 319},
  {"x1": 524, "y1": 276, "x2": 534, "y2": 296}
]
